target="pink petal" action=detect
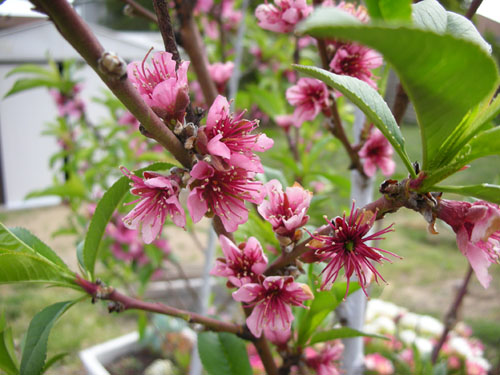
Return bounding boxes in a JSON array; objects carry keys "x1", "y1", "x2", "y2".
[
  {"x1": 207, "y1": 133, "x2": 231, "y2": 159},
  {"x1": 187, "y1": 188, "x2": 208, "y2": 223}
]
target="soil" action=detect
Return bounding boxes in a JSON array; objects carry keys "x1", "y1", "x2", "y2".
[{"x1": 106, "y1": 348, "x2": 164, "y2": 375}]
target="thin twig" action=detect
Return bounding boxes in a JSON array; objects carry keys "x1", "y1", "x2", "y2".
[
  {"x1": 31, "y1": 0, "x2": 192, "y2": 168},
  {"x1": 465, "y1": 0, "x2": 484, "y2": 19},
  {"x1": 122, "y1": 0, "x2": 157, "y2": 23},
  {"x1": 431, "y1": 265, "x2": 474, "y2": 363}
]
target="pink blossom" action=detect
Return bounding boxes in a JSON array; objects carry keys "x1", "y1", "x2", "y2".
[
  {"x1": 127, "y1": 51, "x2": 190, "y2": 123},
  {"x1": 208, "y1": 62, "x2": 234, "y2": 94},
  {"x1": 118, "y1": 111, "x2": 140, "y2": 130},
  {"x1": 364, "y1": 353, "x2": 394, "y2": 375},
  {"x1": 222, "y1": 0, "x2": 243, "y2": 30},
  {"x1": 49, "y1": 84, "x2": 85, "y2": 119},
  {"x1": 187, "y1": 161, "x2": 265, "y2": 232},
  {"x1": 121, "y1": 167, "x2": 186, "y2": 244},
  {"x1": 232, "y1": 276, "x2": 313, "y2": 337},
  {"x1": 257, "y1": 180, "x2": 312, "y2": 239},
  {"x1": 438, "y1": 199, "x2": 500, "y2": 288},
  {"x1": 322, "y1": 1, "x2": 369, "y2": 23},
  {"x1": 305, "y1": 343, "x2": 343, "y2": 375},
  {"x1": 211, "y1": 235, "x2": 268, "y2": 287},
  {"x1": 399, "y1": 349, "x2": 414, "y2": 369},
  {"x1": 255, "y1": 0, "x2": 312, "y2": 33},
  {"x1": 286, "y1": 78, "x2": 330, "y2": 125},
  {"x1": 194, "y1": 0, "x2": 213, "y2": 13},
  {"x1": 466, "y1": 360, "x2": 489, "y2": 375},
  {"x1": 274, "y1": 114, "x2": 298, "y2": 132},
  {"x1": 197, "y1": 95, "x2": 274, "y2": 172},
  {"x1": 306, "y1": 203, "x2": 399, "y2": 297},
  {"x1": 359, "y1": 129, "x2": 396, "y2": 177},
  {"x1": 329, "y1": 44, "x2": 383, "y2": 89}
]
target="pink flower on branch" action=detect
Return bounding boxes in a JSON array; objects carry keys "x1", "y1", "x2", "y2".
[
  {"x1": 329, "y1": 44, "x2": 383, "y2": 89},
  {"x1": 208, "y1": 62, "x2": 234, "y2": 94},
  {"x1": 232, "y1": 275, "x2": 313, "y2": 338},
  {"x1": 211, "y1": 235, "x2": 268, "y2": 287},
  {"x1": 286, "y1": 78, "x2": 330, "y2": 125},
  {"x1": 305, "y1": 343, "x2": 344, "y2": 375},
  {"x1": 127, "y1": 51, "x2": 190, "y2": 124},
  {"x1": 359, "y1": 128, "x2": 396, "y2": 177},
  {"x1": 306, "y1": 203, "x2": 398, "y2": 298},
  {"x1": 255, "y1": 0, "x2": 312, "y2": 33},
  {"x1": 121, "y1": 167, "x2": 186, "y2": 244},
  {"x1": 258, "y1": 179, "x2": 312, "y2": 240},
  {"x1": 365, "y1": 353, "x2": 395, "y2": 375},
  {"x1": 187, "y1": 161, "x2": 265, "y2": 232},
  {"x1": 197, "y1": 95, "x2": 274, "y2": 172},
  {"x1": 438, "y1": 199, "x2": 500, "y2": 288}
]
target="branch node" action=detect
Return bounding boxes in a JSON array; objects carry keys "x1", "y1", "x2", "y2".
[{"x1": 98, "y1": 51, "x2": 127, "y2": 80}]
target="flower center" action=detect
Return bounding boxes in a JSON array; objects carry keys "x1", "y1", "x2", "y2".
[{"x1": 345, "y1": 240, "x2": 354, "y2": 252}]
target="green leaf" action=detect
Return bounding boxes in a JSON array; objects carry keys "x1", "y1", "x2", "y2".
[
  {"x1": 9, "y1": 228, "x2": 68, "y2": 269},
  {"x1": 297, "y1": 290, "x2": 338, "y2": 346},
  {"x1": 0, "y1": 252, "x2": 75, "y2": 287},
  {"x1": 20, "y1": 301, "x2": 75, "y2": 375},
  {"x1": 366, "y1": 0, "x2": 412, "y2": 22},
  {"x1": 298, "y1": 7, "x2": 499, "y2": 170},
  {"x1": 248, "y1": 85, "x2": 285, "y2": 117},
  {"x1": 446, "y1": 12, "x2": 491, "y2": 53},
  {"x1": 411, "y1": 0, "x2": 447, "y2": 33},
  {"x1": 261, "y1": 165, "x2": 289, "y2": 188},
  {"x1": 41, "y1": 353, "x2": 68, "y2": 374},
  {"x1": 0, "y1": 327, "x2": 19, "y2": 375},
  {"x1": 432, "y1": 184, "x2": 500, "y2": 204},
  {"x1": 83, "y1": 162, "x2": 174, "y2": 277},
  {"x1": 4, "y1": 78, "x2": 61, "y2": 98},
  {"x1": 294, "y1": 65, "x2": 415, "y2": 177},
  {"x1": 26, "y1": 176, "x2": 86, "y2": 200},
  {"x1": 6, "y1": 65, "x2": 56, "y2": 79},
  {"x1": 309, "y1": 327, "x2": 388, "y2": 345},
  {"x1": 331, "y1": 281, "x2": 361, "y2": 302},
  {"x1": 197, "y1": 332, "x2": 252, "y2": 375}
]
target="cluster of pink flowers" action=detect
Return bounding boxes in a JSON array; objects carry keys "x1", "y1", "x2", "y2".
[
  {"x1": 306, "y1": 203, "x2": 399, "y2": 297},
  {"x1": 258, "y1": 179, "x2": 312, "y2": 241},
  {"x1": 49, "y1": 83, "x2": 85, "y2": 119},
  {"x1": 365, "y1": 353, "x2": 394, "y2": 375},
  {"x1": 190, "y1": 95, "x2": 273, "y2": 232},
  {"x1": 211, "y1": 235, "x2": 312, "y2": 339},
  {"x1": 256, "y1": 0, "x2": 312, "y2": 33},
  {"x1": 359, "y1": 128, "x2": 396, "y2": 177},
  {"x1": 128, "y1": 51, "x2": 190, "y2": 124},
  {"x1": 437, "y1": 199, "x2": 500, "y2": 288}
]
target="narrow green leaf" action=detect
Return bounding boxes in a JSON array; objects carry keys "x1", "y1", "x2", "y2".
[
  {"x1": 9, "y1": 228, "x2": 68, "y2": 269},
  {"x1": 309, "y1": 327, "x2": 388, "y2": 345},
  {"x1": 294, "y1": 65, "x2": 415, "y2": 177},
  {"x1": 432, "y1": 184, "x2": 500, "y2": 204},
  {"x1": 83, "y1": 162, "x2": 174, "y2": 277},
  {"x1": 0, "y1": 327, "x2": 19, "y2": 375},
  {"x1": 297, "y1": 290, "x2": 337, "y2": 346},
  {"x1": 4, "y1": 78, "x2": 61, "y2": 98},
  {"x1": 331, "y1": 281, "x2": 361, "y2": 302},
  {"x1": 0, "y1": 252, "x2": 75, "y2": 287},
  {"x1": 298, "y1": 7, "x2": 499, "y2": 170},
  {"x1": 20, "y1": 301, "x2": 75, "y2": 375},
  {"x1": 365, "y1": 0, "x2": 383, "y2": 20},
  {"x1": 461, "y1": 126, "x2": 500, "y2": 163},
  {"x1": 198, "y1": 332, "x2": 252, "y2": 375},
  {"x1": 41, "y1": 353, "x2": 68, "y2": 374},
  {"x1": 248, "y1": 86, "x2": 285, "y2": 117},
  {"x1": 6, "y1": 65, "x2": 56, "y2": 79},
  {"x1": 26, "y1": 176, "x2": 86, "y2": 200}
]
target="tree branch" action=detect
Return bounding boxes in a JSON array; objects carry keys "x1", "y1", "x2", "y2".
[
  {"x1": 31, "y1": 0, "x2": 192, "y2": 168},
  {"x1": 465, "y1": 0, "x2": 483, "y2": 20},
  {"x1": 122, "y1": 0, "x2": 158, "y2": 23}
]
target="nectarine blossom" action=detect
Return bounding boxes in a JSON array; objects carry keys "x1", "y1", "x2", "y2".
[
  {"x1": 211, "y1": 235, "x2": 268, "y2": 287},
  {"x1": 255, "y1": 0, "x2": 312, "y2": 33},
  {"x1": 128, "y1": 51, "x2": 189, "y2": 123},
  {"x1": 359, "y1": 129, "x2": 396, "y2": 177},
  {"x1": 438, "y1": 199, "x2": 500, "y2": 288},
  {"x1": 232, "y1": 275, "x2": 313, "y2": 337},
  {"x1": 286, "y1": 78, "x2": 330, "y2": 125},
  {"x1": 258, "y1": 179, "x2": 312, "y2": 239},
  {"x1": 307, "y1": 203, "x2": 398, "y2": 297},
  {"x1": 121, "y1": 167, "x2": 186, "y2": 244}
]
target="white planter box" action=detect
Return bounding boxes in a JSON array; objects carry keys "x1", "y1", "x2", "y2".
[{"x1": 79, "y1": 331, "x2": 142, "y2": 375}]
